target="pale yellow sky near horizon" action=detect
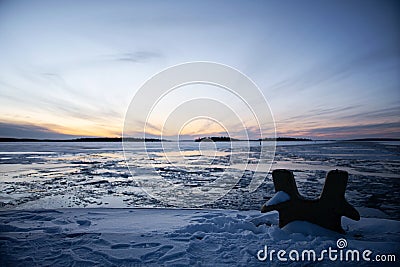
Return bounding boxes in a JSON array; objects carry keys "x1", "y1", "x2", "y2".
[{"x1": 0, "y1": 0, "x2": 399, "y2": 140}]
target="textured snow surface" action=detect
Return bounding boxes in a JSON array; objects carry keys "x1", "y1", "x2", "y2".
[
  {"x1": 1, "y1": 141, "x2": 399, "y2": 219},
  {"x1": 1, "y1": 208, "x2": 399, "y2": 266}
]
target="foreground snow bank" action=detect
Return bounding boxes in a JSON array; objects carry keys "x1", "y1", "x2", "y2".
[{"x1": 0, "y1": 208, "x2": 398, "y2": 266}]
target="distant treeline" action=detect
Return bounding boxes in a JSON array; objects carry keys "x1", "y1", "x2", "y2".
[
  {"x1": 194, "y1": 136, "x2": 239, "y2": 142},
  {"x1": 2, "y1": 136, "x2": 397, "y2": 143},
  {"x1": 0, "y1": 137, "x2": 165, "y2": 142}
]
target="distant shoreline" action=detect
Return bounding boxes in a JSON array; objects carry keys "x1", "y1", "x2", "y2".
[
  {"x1": 347, "y1": 138, "x2": 400, "y2": 141},
  {"x1": 194, "y1": 136, "x2": 313, "y2": 142},
  {"x1": 0, "y1": 137, "x2": 164, "y2": 142},
  {"x1": 0, "y1": 137, "x2": 398, "y2": 142}
]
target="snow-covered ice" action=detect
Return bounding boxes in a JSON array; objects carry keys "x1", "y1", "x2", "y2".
[
  {"x1": 0, "y1": 209, "x2": 399, "y2": 266},
  {"x1": 0, "y1": 141, "x2": 399, "y2": 265},
  {"x1": 1, "y1": 141, "x2": 399, "y2": 219}
]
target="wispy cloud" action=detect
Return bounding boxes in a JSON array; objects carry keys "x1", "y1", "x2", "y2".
[
  {"x1": 269, "y1": 45, "x2": 400, "y2": 96},
  {"x1": 0, "y1": 1, "x2": 398, "y2": 139},
  {"x1": 111, "y1": 51, "x2": 162, "y2": 63},
  {"x1": 278, "y1": 104, "x2": 362, "y2": 124},
  {"x1": 278, "y1": 122, "x2": 400, "y2": 139},
  {"x1": 0, "y1": 122, "x2": 82, "y2": 139},
  {"x1": 336, "y1": 106, "x2": 400, "y2": 121}
]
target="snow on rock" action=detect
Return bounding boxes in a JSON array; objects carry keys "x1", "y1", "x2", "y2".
[
  {"x1": 266, "y1": 191, "x2": 290, "y2": 206},
  {"x1": 0, "y1": 208, "x2": 399, "y2": 266}
]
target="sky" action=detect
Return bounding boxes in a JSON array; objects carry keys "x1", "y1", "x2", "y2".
[{"x1": 0, "y1": 0, "x2": 399, "y2": 140}]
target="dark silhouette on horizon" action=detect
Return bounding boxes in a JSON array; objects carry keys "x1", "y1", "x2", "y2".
[
  {"x1": 194, "y1": 136, "x2": 239, "y2": 142},
  {"x1": 1, "y1": 137, "x2": 398, "y2": 143}
]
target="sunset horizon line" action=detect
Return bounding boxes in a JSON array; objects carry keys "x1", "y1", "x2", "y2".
[{"x1": 1, "y1": 135, "x2": 399, "y2": 142}]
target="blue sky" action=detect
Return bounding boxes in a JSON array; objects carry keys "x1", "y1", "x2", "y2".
[{"x1": 0, "y1": 0, "x2": 399, "y2": 139}]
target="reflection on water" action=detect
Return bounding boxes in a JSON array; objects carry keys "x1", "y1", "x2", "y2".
[{"x1": 0, "y1": 141, "x2": 399, "y2": 219}]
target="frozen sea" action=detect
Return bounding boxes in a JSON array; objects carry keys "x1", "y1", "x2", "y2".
[
  {"x1": 0, "y1": 141, "x2": 399, "y2": 219},
  {"x1": 0, "y1": 141, "x2": 399, "y2": 266}
]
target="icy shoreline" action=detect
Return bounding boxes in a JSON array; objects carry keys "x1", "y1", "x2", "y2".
[{"x1": 1, "y1": 208, "x2": 398, "y2": 266}]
